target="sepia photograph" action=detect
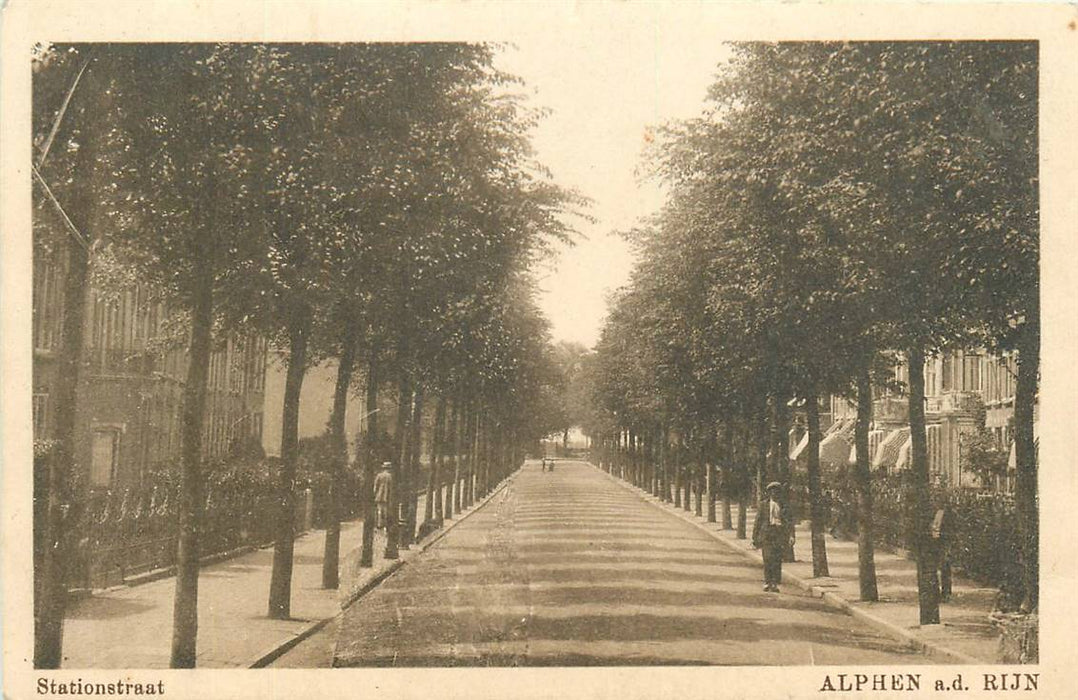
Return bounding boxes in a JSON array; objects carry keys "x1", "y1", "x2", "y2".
[{"x1": 3, "y1": 2, "x2": 1077, "y2": 698}]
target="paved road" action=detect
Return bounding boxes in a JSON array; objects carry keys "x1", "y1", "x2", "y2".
[{"x1": 334, "y1": 460, "x2": 936, "y2": 666}]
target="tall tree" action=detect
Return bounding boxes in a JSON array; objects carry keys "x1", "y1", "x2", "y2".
[
  {"x1": 31, "y1": 44, "x2": 102, "y2": 669},
  {"x1": 93, "y1": 44, "x2": 268, "y2": 665}
]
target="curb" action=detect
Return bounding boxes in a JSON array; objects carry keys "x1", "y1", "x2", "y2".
[
  {"x1": 249, "y1": 471, "x2": 519, "y2": 668},
  {"x1": 591, "y1": 464, "x2": 988, "y2": 665},
  {"x1": 122, "y1": 545, "x2": 260, "y2": 589}
]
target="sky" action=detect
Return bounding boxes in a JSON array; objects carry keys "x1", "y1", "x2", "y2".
[{"x1": 495, "y1": 31, "x2": 731, "y2": 349}]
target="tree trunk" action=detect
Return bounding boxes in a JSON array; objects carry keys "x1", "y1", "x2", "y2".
[
  {"x1": 707, "y1": 451, "x2": 718, "y2": 525},
  {"x1": 35, "y1": 221, "x2": 92, "y2": 669},
  {"x1": 448, "y1": 398, "x2": 461, "y2": 519},
  {"x1": 462, "y1": 403, "x2": 473, "y2": 509},
  {"x1": 755, "y1": 404, "x2": 768, "y2": 506},
  {"x1": 267, "y1": 313, "x2": 311, "y2": 620},
  {"x1": 1014, "y1": 324, "x2": 1039, "y2": 613},
  {"x1": 673, "y1": 440, "x2": 682, "y2": 508},
  {"x1": 694, "y1": 434, "x2": 704, "y2": 517},
  {"x1": 772, "y1": 395, "x2": 794, "y2": 562},
  {"x1": 655, "y1": 427, "x2": 664, "y2": 498},
  {"x1": 855, "y1": 361, "x2": 879, "y2": 601},
  {"x1": 359, "y1": 356, "x2": 379, "y2": 568},
  {"x1": 34, "y1": 76, "x2": 100, "y2": 666},
  {"x1": 682, "y1": 439, "x2": 692, "y2": 511},
  {"x1": 322, "y1": 331, "x2": 356, "y2": 589},
  {"x1": 385, "y1": 379, "x2": 411, "y2": 560},
  {"x1": 806, "y1": 383, "x2": 829, "y2": 578},
  {"x1": 169, "y1": 256, "x2": 214, "y2": 665},
  {"x1": 478, "y1": 413, "x2": 489, "y2": 497},
  {"x1": 401, "y1": 389, "x2": 423, "y2": 547},
  {"x1": 720, "y1": 422, "x2": 733, "y2": 529},
  {"x1": 432, "y1": 395, "x2": 447, "y2": 524},
  {"x1": 907, "y1": 345, "x2": 939, "y2": 623}
]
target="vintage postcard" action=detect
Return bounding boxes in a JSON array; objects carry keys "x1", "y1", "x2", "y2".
[{"x1": 2, "y1": 1, "x2": 1077, "y2": 698}]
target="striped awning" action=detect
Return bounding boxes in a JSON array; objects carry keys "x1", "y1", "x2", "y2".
[
  {"x1": 790, "y1": 431, "x2": 810, "y2": 462},
  {"x1": 894, "y1": 435, "x2": 914, "y2": 471},
  {"x1": 873, "y1": 427, "x2": 910, "y2": 470},
  {"x1": 819, "y1": 432, "x2": 853, "y2": 469},
  {"x1": 788, "y1": 426, "x2": 805, "y2": 456},
  {"x1": 848, "y1": 429, "x2": 887, "y2": 465}
]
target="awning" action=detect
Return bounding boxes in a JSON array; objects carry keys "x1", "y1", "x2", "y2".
[
  {"x1": 873, "y1": 427, "x2": 910, "y2": 470},
  {"x1": 894, "y1": 435, "x2": 914, "y2": 471},
  {"x1": 824, "y1": 417, "x2": 850, "y2": 436},
  {"x1": 819, "y1": 432, "x2": 853, "y2": 469},
  {"x1": 849, "y1": 429, "x2": 887, "y2": 465},
  {"x1": 790, "y1": 431, "x2": 810, "y2": 462},
  {"x1": 788, "y1": 426, "x2": 804, "y2": 455}
]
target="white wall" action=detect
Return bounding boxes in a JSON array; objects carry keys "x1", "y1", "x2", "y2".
[{"x1": 262, "y1": 354, "x2": 366, "y2": 458}]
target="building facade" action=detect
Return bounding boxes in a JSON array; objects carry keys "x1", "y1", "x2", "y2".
[
  {"x1": 828, "y1": 349, "x2": 1033, "y2": 490},
  {"x1": 33, "y1": 254, "x2": 268, "y2": 490}
]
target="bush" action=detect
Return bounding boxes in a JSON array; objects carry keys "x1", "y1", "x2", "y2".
[{"x1": 818, "y1": 471, "x2": 1024, "y2": 596}]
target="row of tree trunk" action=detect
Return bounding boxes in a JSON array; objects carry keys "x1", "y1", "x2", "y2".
[
  {"x1": 591, "y1": 393, "x2": 870, "y2": 608},
  {"x1": 594, "y1": 341, "x2": 1039, "y2": 624},
  {"x1": 323, "y1": 358, "x2": 521, "y2": 575}
]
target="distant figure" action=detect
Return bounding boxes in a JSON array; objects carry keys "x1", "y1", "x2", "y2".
[
  {"x1": 930, "y1": 497, "x2": 955, "y2": 601},
  {"x1": 547, "y1": 458, "x2": 554, "y2": 472},
  {"x1": 373, "y1": 462, "x2": 394, "y2": 530},
  {"x1": 541, "y1": 458, "x2": 547, "y2": 472},
  {"x1": 752, "y1": 481, "x2": 790, "y2": 593}
]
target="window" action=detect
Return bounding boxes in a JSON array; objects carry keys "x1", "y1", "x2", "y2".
[
  {"x1": 961, "y1": 353, "x2": 981, "y2": 392},
  {"x1": 32, "y1": 393, "x2": 48, "y2": 440},
  {"x1": 941, "y1": 353, "x2": 954, "y2": 392},
  {"x1": 91, "y1": 429, "x2": 120, "y2": 487}
]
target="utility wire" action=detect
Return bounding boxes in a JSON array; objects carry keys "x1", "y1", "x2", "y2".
[
  {"x1": 32, "y1": 163, "x2": 90, "y2": 250},
  {"x1": 36, "y1": 48, "x2": 95, "y2": 169}
]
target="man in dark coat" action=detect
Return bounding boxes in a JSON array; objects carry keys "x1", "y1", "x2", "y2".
[
  {"x1": 930, "y1": 497, "x2": 955, "y2": 601},
  {"x1": 752, "y1": 481, "x2": 791, "y2": 592}
]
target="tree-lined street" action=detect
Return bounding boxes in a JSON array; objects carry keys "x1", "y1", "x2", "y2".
[
  {"x1": 334, "y1": 460, "x2": 935, "y2": 666},
  {"x1": 28, "y1": 36, "x2": 1039, "y2": 673}
]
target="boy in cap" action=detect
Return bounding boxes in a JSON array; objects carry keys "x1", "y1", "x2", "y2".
[{"x1": 752, "y1": 481, "x2": 788, "y2": 592}]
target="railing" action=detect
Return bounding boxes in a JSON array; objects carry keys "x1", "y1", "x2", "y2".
[
  {"x1": 44, "y1": 447, "x2": 467, "y2": 592},
  {"x1": 69, "y1": 475, "x2": 286, "y2": 590}
]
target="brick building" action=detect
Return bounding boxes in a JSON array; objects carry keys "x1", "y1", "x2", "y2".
[{"x1": 32, "y1": 254, "x2": 268, "y2": 489}]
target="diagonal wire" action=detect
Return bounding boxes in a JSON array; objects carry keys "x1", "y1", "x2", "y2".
[
  {"x1": 31, "y1": 163, "x2": 90, "y2": 250},
  {"x1": 36, "y1": 48, "x2": 95, "y2": 169}
]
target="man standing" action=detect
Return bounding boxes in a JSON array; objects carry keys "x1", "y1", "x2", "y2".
[
  {"x1": 752, "y1": 481, "x2": 789, "y2": 593},
  {"x1": 373, "y1": 462, "x2": 394, "y2": 530},
  {"x1": 930, "y1": 496, "x2": 955, "y2": 601}
]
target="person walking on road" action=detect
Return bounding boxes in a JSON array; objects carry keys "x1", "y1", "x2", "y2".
[
  {"x1": 373, "y1": 462, "x2": 394, "y2": 530},
  {"x1": 753, "y1": 481, "x2": 790, "y2": 593}
]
